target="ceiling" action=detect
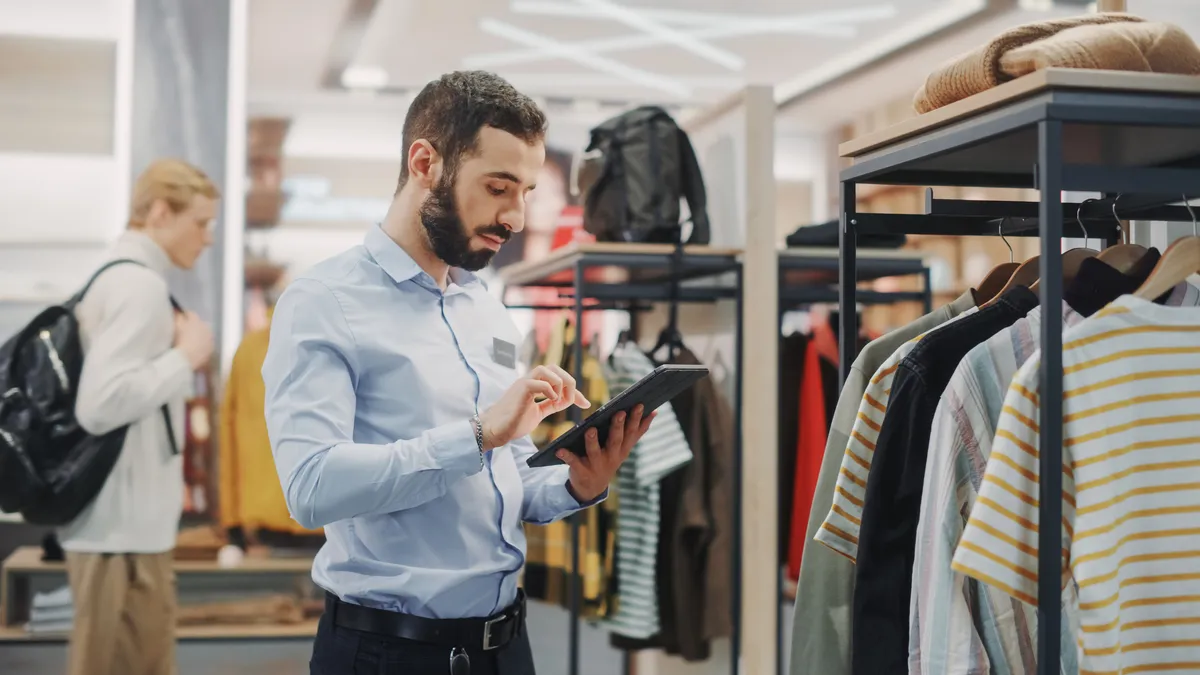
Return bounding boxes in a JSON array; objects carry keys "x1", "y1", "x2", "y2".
[
  {"x1": 249, "y1": 0, "x2": 952, "y2": 113},
  {"x1": 250, "y1": 0, "x2": 1200, "y2": 124}
]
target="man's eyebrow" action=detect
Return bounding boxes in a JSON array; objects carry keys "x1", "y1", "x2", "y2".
[
  {"x1": 484, "y1": 171, "x2": 537, "y2": 191},
  {"x1": 484, "y1": 171, "x2": 521, "y2": 183}
]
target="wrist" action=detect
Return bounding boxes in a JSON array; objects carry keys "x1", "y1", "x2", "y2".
[
  {"x1": 476, "y1": 411, "x2": 500, "y2": 451},
  {"x1": 566, "y1": 478, "x2": 602, "y2": 504}
]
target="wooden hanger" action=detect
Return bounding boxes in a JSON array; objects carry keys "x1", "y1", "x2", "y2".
[
  {"x1": 1134, "y1": 197, "x2": 1200, "y2": 300},
  {"x1": 1030, "y1": 248, "x2": 1099, "y2": 293},
  {"x1": 1094, "y1": 196, "x2": 1149, "y2": 273},
  {"x1": 974, "y1": 219, "x2": 1019, "y2": 305},
  {"x1": 988, "y1": 256, "x2": 1041, "y2": 305},
  {"x1": 1027, "y1": 206, "x2": 1102, "y2": 294}
]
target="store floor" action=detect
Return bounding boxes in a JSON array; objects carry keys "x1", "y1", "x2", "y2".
[{"x1": 0, "y1": 601, "x2": 627, "y2": 675}]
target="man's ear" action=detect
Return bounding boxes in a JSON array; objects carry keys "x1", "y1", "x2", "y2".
[
  {"x1": 145, "y1": 198, "x2": 171, "y2": 229},
  {"x1": 407, "y1": 140, "x2": 440, "y2": 188}
]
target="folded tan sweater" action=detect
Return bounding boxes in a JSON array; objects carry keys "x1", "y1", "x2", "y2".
[
  {"x1": 914, "y1": 13, "x2": 1144, "y2": 113},
  {"x1": 1000, "y1": 21, "x2": 1200, "y2": 79}
]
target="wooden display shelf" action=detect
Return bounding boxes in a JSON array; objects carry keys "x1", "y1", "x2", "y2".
[
  {"x1": 840, "y1": 69, "x2": 1200, "y2": 160},
  {"x1": 0, "y1": 619, "x2": 319, "y2": 643},
  {"x1": 497, "y1": 241, "x2": 742, "y2": 288},
  {"x1": 2, "y1": 546, "x2": 313, "y2": 575},
  {"x1": 3, "y1": 546, "x2": 317, "y2": 639}
]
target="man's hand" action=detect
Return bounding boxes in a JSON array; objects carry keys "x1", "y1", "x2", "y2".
[
  {"x1": 558, "y1": 404, "x2": 655, "y2": 503},
  {"x1": 174, "y1": 311, "x2": 214, "y2": 370},
  {"x1": 479, "y1": 365, "x2": 591, "y2": 451}
]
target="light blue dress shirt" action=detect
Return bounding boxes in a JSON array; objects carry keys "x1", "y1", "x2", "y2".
[{"x1": 262, "y1": 224, "x2": 596, "y2": 620}]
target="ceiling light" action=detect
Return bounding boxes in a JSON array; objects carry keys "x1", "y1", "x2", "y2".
[
  {"x1": 477, "y1": 18, "x2": 692, "y2": 98},
  {"x1": 571, "y1": 0, "x2": 744, "y2": 71},
  {"x1": 340, "y1": 65, "x2": 389, "y2": 90},
  {"x1": 470, "y1": 6, "x2": 896, "y2": 69}
]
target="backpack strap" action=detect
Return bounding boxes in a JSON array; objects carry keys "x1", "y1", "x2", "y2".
[
  {"x1": 676, "y1": 127, "x2": 711, "y2": 245},
  {"x1": 77, "y1": 258, "x2": 184, "y2": 456}
]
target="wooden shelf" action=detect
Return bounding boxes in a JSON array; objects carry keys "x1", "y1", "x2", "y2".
[
  {"x1": 840, "y1": 69, "x2": 1200, "y2": 160},
  {"x1": 497, "y1": 241, "x2": 742, "y2": 288},
  {"x1": 0, "y1": 619, "x2": 318, "y2": 643},
  {"x1": 3, "y1": 546, "x2": 313, "y2": 575}
]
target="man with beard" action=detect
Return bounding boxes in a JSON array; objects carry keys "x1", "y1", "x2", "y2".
[{"x1": 262, "y1": 71, "x2": 654, "y2": 675}]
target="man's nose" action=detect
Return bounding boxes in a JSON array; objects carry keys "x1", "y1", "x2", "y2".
[{"x1": 498, "y1": 203, "x2": 525, "y2": 234}]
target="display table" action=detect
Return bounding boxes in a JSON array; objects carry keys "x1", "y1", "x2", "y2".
[{"x1": 1, "y1": 546, "x2": 319, "y2": 642}]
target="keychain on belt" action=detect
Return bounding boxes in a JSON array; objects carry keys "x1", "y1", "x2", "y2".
[{"x1": 450, "y1": 646, "x2": 470, "y2": 675}]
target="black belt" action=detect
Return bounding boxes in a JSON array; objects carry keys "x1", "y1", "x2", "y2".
[{"x1": 326, "y1": 591, "x2": 525, "y2": 651}]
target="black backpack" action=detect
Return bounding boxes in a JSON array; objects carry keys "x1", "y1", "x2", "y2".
[
  {"x1": 578, "y1": 106, "x2": 711, "y2": 245},
  {"x1": 0, "y1": 259, "x2": 180, "y2": 526}
]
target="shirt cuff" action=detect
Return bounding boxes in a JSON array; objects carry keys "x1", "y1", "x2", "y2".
[
  {"x1": 425, "y1": 419, "x2": 484, "y2": 476},
  {"x1": 565, "y1": 481, "x2": 609, "y2": 509}
]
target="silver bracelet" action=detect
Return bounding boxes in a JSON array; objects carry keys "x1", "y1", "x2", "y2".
[{"x1": 470, "y1": 413, "x2": 485, "y2": 468}]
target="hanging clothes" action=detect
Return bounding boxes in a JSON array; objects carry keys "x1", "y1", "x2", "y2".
[
  {"x1": 853, "y1": 285, "x2": 1038, "y2": 675},
  {"x1": 910, "y1": 254, "x2": 1162, "y2": 675},
  {"x1": 656, "y1": 345, "x2": 735, "y2": 661},
  {"x1": 786, "y1": 340, "x2": 829, "y2": 582},
  {"x1": 790, "y1": 290, "x2": 976, "y2": 675},
  {"x1": 602, "y1": 343, "x2": 693, "y2": 640},
  {"x1": 815, "y1": 300, "x2": 982, "y2": 562},
  {"x1": 953, "y1": 287, "x2": 1200, "y2": 675},
  {"x1": 778, "y1": 331, "x2": 810, "y2": 568},
  {"x1": 523, "y1": 316, "x2": 614, "y2": 618},
  {"x1": 219, "y1": 318, "x2": 322, "y2": 538}
]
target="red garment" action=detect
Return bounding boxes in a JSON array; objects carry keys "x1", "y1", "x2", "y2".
[
  {"x1": 787, "y1": 340, "x2": 828, "y2": 581},
  {"x1": 809, "y1": 316, "x2": 839, "y2": 367}
]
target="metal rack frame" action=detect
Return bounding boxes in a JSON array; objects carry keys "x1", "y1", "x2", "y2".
[
  {"x1": 836, "y1": 80, "x2": 1200, "y2": 675},
  {"x1": 500, "y1": 245, "x2": 743, "y2": 675}
]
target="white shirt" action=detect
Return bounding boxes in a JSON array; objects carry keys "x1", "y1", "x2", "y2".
[{"x1": 58, "y1": 231, "x2": 193, "y2": 553}]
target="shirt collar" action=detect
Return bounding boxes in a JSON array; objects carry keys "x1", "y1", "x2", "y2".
[
  {"x1": 112, "y1": 230, "x2": 174, "y2": 277},
  {"x1": 364, "y1": 223, "x2": 484, "y2": 293}
]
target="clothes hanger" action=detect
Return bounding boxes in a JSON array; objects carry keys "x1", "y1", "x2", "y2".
[
  {"x1": 987, "y1": 218, "x2": 1043, "y2": 305},
  {"x1": 1134, "y1": 196, "x2": 1200, "y2": 300},
  {"x1": 1029, "y1": 211, "x2": 1099, "y2": 293},
  {"x1": 1094, "y1": 195, "x2": 1149, "y2": 273},
  {"x1": 973, "y1": 219, "x2": 1020, "y2": 306}
]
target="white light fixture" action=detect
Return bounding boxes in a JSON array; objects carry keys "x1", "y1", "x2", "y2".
[
  {"x1": 340, "y1": 65, "x2": 389, "y2": 90},
  {"x1": 478, "y1": 18, "x2": 692, "y2": 98},
  {"x1": 501, "y1": 72, "x2": 744, "y2": 89},
  {"x1": 512, "y1": 1, "x2": 894, "y2": 31},
  {"x1": 571, "y1": 0, "x2": 744, "y2": 71},
  {"x1": 470, "y1": 6, "x2": 896, "y2": 69}
]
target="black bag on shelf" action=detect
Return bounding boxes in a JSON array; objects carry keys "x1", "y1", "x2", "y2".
[
  {"x1": 577, "y1": 106, "x2": 711, "y2": 245},
  {"x1": 0, "y1": 259, "x2": 178, "y2": 526}
]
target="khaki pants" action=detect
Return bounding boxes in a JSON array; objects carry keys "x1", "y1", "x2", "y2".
[{"x1": 65, "y1": 551, "x2": 177, "y2": 675}]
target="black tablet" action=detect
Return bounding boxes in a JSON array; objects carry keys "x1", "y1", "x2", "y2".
[{"x1": 525, "y1": 363, "x2": 710, "y2": 468}]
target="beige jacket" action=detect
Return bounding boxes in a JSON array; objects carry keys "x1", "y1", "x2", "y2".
[{"x1": 58, "y1": 231, "x2": 193, "y2": 553}]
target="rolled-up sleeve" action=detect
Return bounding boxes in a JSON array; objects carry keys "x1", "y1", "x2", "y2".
[
  {"x1": 262, "y1": 279, "x2": 483, "y2": 529},
  {"x1": 509, "y1": 435, "x2": 607, "y2": 525}
]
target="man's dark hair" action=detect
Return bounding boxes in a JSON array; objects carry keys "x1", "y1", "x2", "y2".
[{"x1": 397, "y1": 71, "x2": 548, "y2": 192}]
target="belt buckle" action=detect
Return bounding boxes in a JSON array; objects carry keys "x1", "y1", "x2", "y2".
[{"x1": 482, "y1": 615, "x2": 505, "y2": 651}]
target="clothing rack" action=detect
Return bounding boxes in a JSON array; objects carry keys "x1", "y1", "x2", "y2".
[
  {"x1": 775, "y1": 248, "x2": 931, "y2": 674},
  {"x1": 835, "y1": 68, "x2": 1200, "y2": 675},
  {"x1": 779, "y1": 248, "x2": 932, "y2": 314},
  {"x1": 499, "y1": 241, "x2": 743, "y2": 675}
]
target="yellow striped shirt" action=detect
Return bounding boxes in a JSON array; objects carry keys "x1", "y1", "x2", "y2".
[
  {"x1": 814, "y1": 308, "x2": 978, "y2": 559},
  {"x1": 953, "y1": 293, "x2": 1200, "y2": 675}
]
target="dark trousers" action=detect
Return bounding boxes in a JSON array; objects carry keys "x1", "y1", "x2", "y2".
[{"x1": 309, "y1": 606, "x2": 537, "y2": 675}]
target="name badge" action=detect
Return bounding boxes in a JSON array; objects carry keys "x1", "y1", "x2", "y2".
[{"x1": 493, "y1": 338, "x2": 517, "y2": 368}]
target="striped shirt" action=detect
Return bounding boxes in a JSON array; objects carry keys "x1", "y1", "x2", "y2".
[
  {"x1": 815, "y1": 307, "x2": 978, "y2": 560},
  {"x1": 602, "y1": 344, "x2": 693, "y2": 639},
  {"x1": 912, "y1": 302, "x2": 1084, "y2": 675},
  {"x1": 953, "y1": 289, "x2": 1200, "y2": 675}
]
